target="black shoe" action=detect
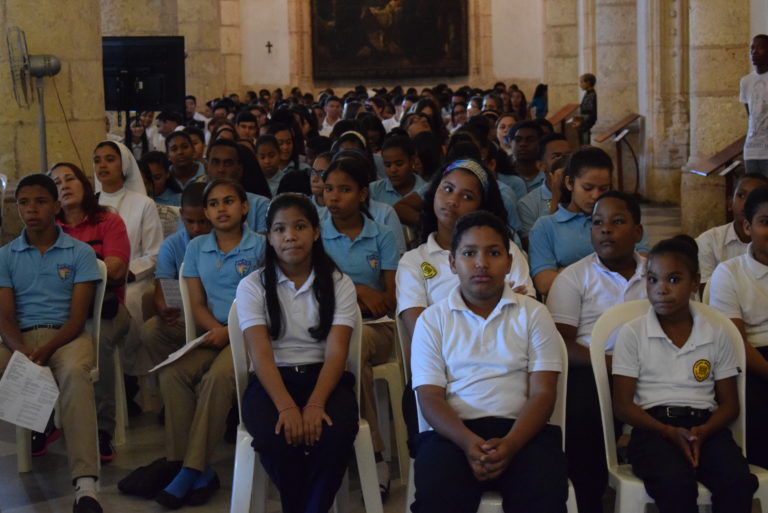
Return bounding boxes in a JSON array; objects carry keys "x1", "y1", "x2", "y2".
[
  {"x1": 185, "y1": 473, "x2": 220, "y2": 506},
  {"x1": 31, "y1": 427, "x2": 61, "y2": 457},
  {"x1": 155, "y1": 489, "x2": 185, "y2": 510},
  {"x1": 224, "y1": 404, "x2": 238, "y2": 444},
  {"x1": 72, "y1": 496, "x2": 103, "y2": 513},
  {"x1": 118, "y1": 458, "x2": 182, "y2": 499},
  {"x1": 127, "y1": 399, "x2": 143, "y2": 418},
  {"x1": 98, "y1": 430, "x2": 114, "y2": 463}
]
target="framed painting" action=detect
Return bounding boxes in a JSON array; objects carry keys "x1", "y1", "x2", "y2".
[{"x1": 311, "y1": 0, "x2": 469, "y2": 80}]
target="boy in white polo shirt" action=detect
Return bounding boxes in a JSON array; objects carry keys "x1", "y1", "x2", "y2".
[
  {"x1": 613, "y1": 237, "x2": 756, "y2": 513},
  {"x1": 710, "y1": 184, "x2": 768, "y2": 469},
  {"x1": 547, "y1": 190, "x2": 646, "y2": 513},
  {"x1": 411, "y1": 211, "x2": 567, "y2": 513}
]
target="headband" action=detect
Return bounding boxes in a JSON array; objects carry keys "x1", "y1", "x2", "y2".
[
  {"x1": 337, "y1": 131, "x2": 367, "y2": 149},
  {"x1": 442, "y1": 159, "x2": 490, "y2": 194}
]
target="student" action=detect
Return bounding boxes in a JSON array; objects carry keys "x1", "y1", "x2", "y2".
[
  {"x1": 530, "y1": 84, "x2": 548, "y2": 120},
  {"x1": 153, "y1": 111, "x2": 184, "y2": 152},
  {"x1": 184, "y1": 126, "x2": 207, "y2": 163},
  {"x1": 547, "y1": 191, "x2": 647, "y2": 512},
  {"x1": 496, "y1": 114, "x2": 518, "y2": 155},
  {"x1": 709, "y1": 184, "x2": 768, "y2": 469},
  {"x1": 234, "y1": 111, "x2": 258, "y2": 143},
  {"x1": 508, "y1": 121, "x2": 545, "y2": 193},
  {"x1": 529, "y1": 146, "x2": 649, "y2": 295},
  {"x1": 320, "y1": 96, "x2": 343, "y2": 137},
  {"x1": 237, "y1": 193, "x2": 359, "y2": 513},
  {"x1": 411, "y1": 211, "x2": 567, "y2": 513},
  {"x1": 139, "y1": 183, "x2": 211, "y2": 370},
  {"x1": 574, "y1": 74, "x2": 598, "y2": 145},
  {"x1": 268, "y1": 122, "x2": 311, "y2": 187},
  {"x1": 331, "y1": 129, "x2": 384, "y2": 181},
  {"x1": 0, "y1": 174, "x2": 104, "y2": 513},
  {"x1": 125, "y1": 116, "x2": 150, "y2": 161},
  {"x1": 150, "y1": 179, "x2": 266, "y2": 508},
  {"x1": 369, "y1": 135, "x2": 426, "y2": 206},
  {"x1": 613, "y1": 237, "x2": 758, "y2": 512},
  {"x1": 139, "y1": 151, "x2": 183, "y2": 207},
  {"x1": 207, "y1": 138, "x2": 269, "y2": 233},
  {"x1": 697, "y1": 173, "x2": 768, "y2": 283},
  {"x1": 255, "y1": 134, "x2": 288, "y2": 196},
  {"x1": 509, "y1": 88, "x2": 529, "y2": 121},
  {"x1": 167, "y1": 132, "x2": 206, "y2": 190},
  {"x1": 741, "y1": 35, "x2": 768, "y2": 176},
  {"x1": 320, "y1": 157, "x2": 399, "y2": 496}
]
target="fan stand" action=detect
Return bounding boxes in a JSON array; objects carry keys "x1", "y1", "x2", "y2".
[{"x1": 35, "y1": 76, "x2": 49, "y2": 172}]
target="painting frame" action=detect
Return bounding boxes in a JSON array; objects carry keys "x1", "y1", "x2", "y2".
[{"x1": 311, "y1": 0, "x2": 469, "y2": 80}]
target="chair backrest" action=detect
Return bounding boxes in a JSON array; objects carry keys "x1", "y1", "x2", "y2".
[
  {"x1": 228, "y1": 300, "x2": 364, "y2": 425},
  {"x1": 87, "y1": 260, "x2": 108, "y2": 374},
  {"x1": 0, "y1": 173, "x2": 7, "y2": 233},
  {"x1": 702, "y1": 280, "x2": 711, "y2": 305},
  {"x1": 414, "y1": 333, "x2": 569, "y2": 451},
  {"x1": 395, "y1": 314, "x2": 412, "y2": 379},
  {"x1": 589, "y1": 299, "x2": 747, "y2": 471},
  {"x1": 178, "y1": 262, "x2": 196, "y2": 343}
]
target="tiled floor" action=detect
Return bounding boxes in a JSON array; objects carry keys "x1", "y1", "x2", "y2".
[{"x1": 0, "y1": 205, "x2": 685, "y2": 513}]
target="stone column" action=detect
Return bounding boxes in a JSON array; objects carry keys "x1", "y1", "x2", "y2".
[
  {"x1": 681, "y1": 0, "x2": 750, "y2": 235},
  {"x1": 544, "y1": 0, "x2": 580, "y2": 109},
  {"x1": 220, "y1": 0, "x2": 242, "y2": 95},
  {"x1": 177, "y1": 0, "x2": 225, "y2": 102}
]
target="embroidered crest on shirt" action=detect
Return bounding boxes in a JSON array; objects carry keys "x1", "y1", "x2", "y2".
[
  {"x1": 235, "y1": 259, "x2": 251, "y2": 276},
  {"x1": 693, "y1": 359, "x2": 711, "y2": 382},
  {"x1": 57, "y1": 264, "x2": 72, "y2": 280},
  {"x1": 421, "y1": 262, "x2": 437, "y2": 279},
  {"x1": 367, "y1": 253, "x2": 380, "y2": 271}
]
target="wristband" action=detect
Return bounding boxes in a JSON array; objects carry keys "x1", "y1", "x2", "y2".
[
  {"x1": 278, "y1": 405, "x2": 298, "y2": 414},
  {"x1": 302, "y1": 402, "x2": 324, "y2": 411}
]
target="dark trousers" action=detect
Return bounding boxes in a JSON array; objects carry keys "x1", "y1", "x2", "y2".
[
  {"x1": 242, "y1": 368, "x2": 359, "y2": 513},
  {"x1": 565, "y1": 365, "x2": 608, "y2": 513},
  {"x1": 402, "y1": 380, "x2": 418, "y2": 457},
  {"x1": 628, "y1": 413, "x2": 757, "y2": 513},
  {"x1": 747, "y1": 346, "x2": 768, "y2": 468},
  {"x1": 412, "y1": 417, "x2": 568, "y2": 513}
]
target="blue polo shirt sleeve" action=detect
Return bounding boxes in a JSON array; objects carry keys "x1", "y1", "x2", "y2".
[
  {"x1": 0, "y1": 246, "x2": 12, "y2": 288},
  {"x1": 156, "y1": 233, "x2": 181, "y2": 279},
  {"x1": 377, "y1": 224, "x2": 400, "y2": 271},
  {"x1": 636, "y1": 230, "x2": 650, "y2": 253},
  {"x1": 373, "y1": 202, "x2": 406, "y2": 255},
  {"x1": 246, "y1": 193, "x2": 269, "y2": 233},
  {"x1": 73, "y1": 242, "x2": 102, "y2": 283},
  {"x1": 517, "y1": 194, "x2": 538, "y2": 239},
  {"x1": 528, "y1": 216, "x2": 558, "y2": 276},
  {"x1": 182, "y1": 236, "x2": 203, "y2": 278}
]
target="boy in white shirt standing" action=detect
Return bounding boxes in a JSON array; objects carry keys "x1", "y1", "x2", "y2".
[
  {"x1": 741, "y1": 34, "x2": 768, "y2": 176},
  {"x1": 411, "y1": 211, "x2": 567, "y2": 513}
]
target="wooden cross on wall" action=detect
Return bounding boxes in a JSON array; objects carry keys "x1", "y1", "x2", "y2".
[{"x1": 266, "y1": 41, "x2": 273, "y2": 54}]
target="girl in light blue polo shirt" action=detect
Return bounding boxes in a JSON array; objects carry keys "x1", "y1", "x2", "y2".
[
  {"x1": 151, "y1": 178, "x2": 266, "y2": 508},
  {"x1": 369, "y1": 135, "x2": 426, "y2": 208},
  {"x1": 320, "y1": 156, "x2": 399, "y2": 495}
]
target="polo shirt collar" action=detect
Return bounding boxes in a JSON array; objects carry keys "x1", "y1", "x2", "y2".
[
  {"x1": 447, "y1": 282, "x2": 518, "y2": 315},
  {"x1": 593, "y1": 251, "x2": 645, "y2": 281},
  {"x1": 173, "y1": 162, "x2": 205, "y2": 189},
  {"x1": 746, "y1": 243, "x2": 768, "y2": 279},
  {"x1": 645, "y1": 305, "x2": 714, "y2": 352},
  {"x1": 553, "y1": 204, "x2": 586, "y2": 223},
  {"x1": 525, "y1": 171, "x2": 546, "y2": 189},
  {"x1": 426, "y1": 232, "x2": 447, "y2": 255},
  {"x1": 199, "y1": 227, "x2": 259, "y2": 254},
  {"x1": 276, "y1": 267, "x2": 316, "y2": 294},
  {"x1": 12, "y1": 225, "x2": 72, "y2": 252},
  {"x1": 724, "y1": 223, "x2": 741, "y2": 246},
  {"x1": 539, "y1": 183, "x2": 552, "y2": 200},
  {"x1": 321, "y1": 214, "x2": 377, "y2": 241}
]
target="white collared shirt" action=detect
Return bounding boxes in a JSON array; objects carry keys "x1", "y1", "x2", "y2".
[
  {"x1": 612, "y1": 304, "x2": 740, "y2": 410},
  {"x1": 547, "y1": 252, "x2": 647, "y2": 350},
  {"x1": 411, "y1": 285, "x2": 563, "y2": 421},
  {"x1": 695, "y1": 223, "x2": 749, "y2": 283},
  {"x1": 236, "y1": 268, "x2": 358, "y2": 366},
  {"x1": 396, "y1": 232, "x2": 534, "y2": 315},
  {"x1": 710, "y1": 244, "x2": 768, "y2": 347}
]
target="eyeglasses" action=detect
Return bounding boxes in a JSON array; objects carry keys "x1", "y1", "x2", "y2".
[{"x1": 310, "y1": 168, "x2": 324, "y2": 177}]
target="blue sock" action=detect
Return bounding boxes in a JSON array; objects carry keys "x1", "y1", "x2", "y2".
[
  {"x1": 163, "y1": 467, "x2": 201, "y2": 498},
  {"x1": 191, "y1": 466, "x2": 216, "y2": 490}
]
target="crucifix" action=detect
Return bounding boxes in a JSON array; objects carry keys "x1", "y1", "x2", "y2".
[{"x1": 266, "y1": 41, "x2": 273, "y2": 54}]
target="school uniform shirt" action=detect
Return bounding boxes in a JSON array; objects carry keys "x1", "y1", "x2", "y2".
[
  {"x1": 315, "y1": 198, "x2": 406, "y2": 256},
  {"x1": 740, "y1": 70, "x2": 768, "y2": 160},
  {"x1": 369, "y1": 174, "x2": 427, "y2": 206},
  {"x1": 396, "y1": 232, "x2": 534, "y2": 316},
  {"x1": 0, "y1": 227, "x2": 102, "y2": 329},
  {"x1": 154, "y1": 187, "x2": 182, "y2": 207},
  {"x1": 695, "y1": 222, "x2": 749, "y2": 283},
  {"x1": 529, "y1": 205, "x2": 650, "y2": 276},
  {"x1": 497, "y1": 174, "x2": 527, "y2": 203},
  {"x1": 155, "y1": 228, "x2": 191, "y2": 280},
  {"x1": 319, "y1": 118, "x2": 337, "y2": 138},
  {"x1": 182, "y1": 228, "x2": 266, "y2": 324},
  {"x1": 246, "y1": 192, "x2": 269, "y2": 233},
  {"x1": 320, "y1": 215, "x2": 399, "y2": 291},
  {"x1": 709, "y1": 244, "x2": 768, "y2": 347},
  {"x1": 235, "y1": 268, "x2": 357, "y2": 366},
  {"x1": 382, "y1": 117, "x2": 400, "y2": 133},
  {"x1": 270, "y1": 162, "x2": 311, "y2": 197},
  {"x1": 517, "y1": 183, "x2": 552, "y2": 239},
  {"x1": 612, "y1": 304, "x2": 740, "y2": 411},
  {"x1": 411, "y1": 285, "x2": 563, "y2": 421},
  {"x1": 522, "y1": 170, "x2": 546, "y2": 194},
  {"x1": 497, "y1": 180, "x2": 523, "y2": 233},
  {"x1": 171, "y1": 162, "x2": 206, "y2": 191},
  {"x1": 547, "y1": 252, "x2": 647, "y2": 351}
]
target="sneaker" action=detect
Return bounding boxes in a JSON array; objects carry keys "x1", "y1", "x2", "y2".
[
  {"x1": 377, "y1": 460, "x2": 391, "y2": 503},
  {"x1": 72, "y1": 496, "x2": 103, "y2": 513},
  {"x1": 98, "y1": 430, "x2": 114, "y2": 463},
  {"x1": 31, "y1": 427, "x2": 61, "y2": 457}
]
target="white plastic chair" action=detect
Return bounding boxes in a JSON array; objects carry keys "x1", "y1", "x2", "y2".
[
  {"x1": 227, "y1": 300, "x2": 384, "y2": 513},
  {"x1": 403, "y1": 333, "x2": 578, "y2": 512},
  {"x1": 702, "y1": 280, "x2": 711, "y2": 305},
  {"x1": 178, "y1": 262, "x2": 196, "y2": 343},
  {"x1": 589, "y1": 299, "x2": 768, "y2": 512},
  {"x1": 16, "y1": 260, "x2": 108, "y2": 472}
]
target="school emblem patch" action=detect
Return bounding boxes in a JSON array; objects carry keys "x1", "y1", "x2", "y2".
[
  {"x1": 57, "y1": 264, "x2": 72, "y2": 280},
  {"x1": 367, "y1": 253, "x2": 380, "y2": 271},
  {"x1": 421, "y1": 262, "x2": 437, "y2": 279},
  {"x1": 235, "y1": 259, "x2": 251, "y2": 277},
  {"x1": 693, "y1": 359, "x2": 711, "y2": 382}
]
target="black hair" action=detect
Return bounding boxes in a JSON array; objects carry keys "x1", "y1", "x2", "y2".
[
  {"x1": 157, "y1": 111, "x2": 183, "y2": 124},
  {"x1": 451, "y1": 210, "x2": 512, "y2": 255},
  {"x1": 138, "y1": 151, "x2": 183, "y2": 194},
  {"x1": 276, "y1": 170, "x2": 311, "y2": 195},
  {"x1": 412, "y1": 132, "x2": 443, "y2": 180},
  {"x1": 16, "y1": 173, "x2": 58, "y2": 200},
  {"x1": 581, "y1": 73, "x2": 597, "y2": 87},
  {"x1": 418, "y1": 159, "x2": 508, "y2": 244},
  {"x1": 648, "y1": 235, "x2": 699, "y2": 276},
  {"x1": 165, "y1": 130, "x2": 193, "y2": 152},
  {"x1": 755, "y1": 34, "x2": 768, "y2": 46},
  {"x1": 254, "y1": 134, "x2": 280, "y2": 154},
  {"x1": 355, "y1": 112, "x2": 386, "y2": 150},
  {"x1": 125, "y1": 116, "x2": 149, "y2": 156},
  {"x1": 323, "y1": 155, "x2": 374, "y2": 220},
  {"x1": 532, "y1": 84, "x2": 548, "y2": 99},
  {"x1": 560, "y1": 146, "x2": 613, "y2": 205},
  {"x1": 538, "y1": 133, "x2": 568, "y2": 160},
  {"x1": 209, "y1": 138, "x2": 272, "y2": 199},
  {"x1": 266, "y1": 121, "x2": 300, "y2": 168},
  {"x1": 531, "y1": 118, "x2": 555, "y2": 135},
  {"x1": 736, "y1": 173, "x2": 768, "y2": 190},
  {"x1": 445, "y1": 140, "x2": 482, "y2": 162},
  {"x1": 185, "y1": 94, "x2": 197, "y2": 103},
  {"x1": 593, "y1": 190, "x2": 642, "y2": 224},
  {"x1": 262, "y1": 193, "x2": 338, "y2": 341},
  {"x1": 203, "y1": 178, "x2": 247, "y2": 205},
  {"x1": 184, "y1": 126, "x2": 205, "y2": 144},
  {"x1": 235, "y1": 111, "x2": 257, "y2": 125},
  {"x1": 744, "y1": 185, "x2": 768, "y2": 223},
  {"x1": 181, "y1": 181, "x2": 206, "y2": 209},
  {"x1": 510, "y1": 120, "x2": 544, "y2": 140},
  {"x1": 306, "y1": 136, "x2": 332, "y2": 155},
  {"x1": 382, "y1": 134, "x2": 415, "y2": 157}
]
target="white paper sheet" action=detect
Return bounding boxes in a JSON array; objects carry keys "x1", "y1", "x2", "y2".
[
  {"x1": 0, "y1": 351, "x2": 60, "y2": 432},
  {"x1": 160, "y1": 279, "x2": 183, "y2": 310},
  {"x1": 149, "y1": 332, "x2": 209, "y2": 373}
]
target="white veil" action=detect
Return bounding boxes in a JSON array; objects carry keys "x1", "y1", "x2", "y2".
[{"x1": 93, "y1": 140, "x2": 147, "y2": 196}]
